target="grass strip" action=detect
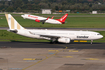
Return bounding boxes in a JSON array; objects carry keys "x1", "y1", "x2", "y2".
[{"x1": 0, "y1": 14, "x2": 105, "y2": 28}]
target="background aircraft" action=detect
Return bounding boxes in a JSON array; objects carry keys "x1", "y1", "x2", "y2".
[
  {"x1": 5, "y1": 14, "x2": 103, "y2": 44},
  {"x1": 21, "y1": 14, "x2": 68, "y2": 24}
]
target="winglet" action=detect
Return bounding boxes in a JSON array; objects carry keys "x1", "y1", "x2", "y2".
[
  {"x1": 5, "y1": 14, "x2": 25, "y2": 30},
  {"x1": 47, "y1": 17, "x2": 50, "y2": 20}
]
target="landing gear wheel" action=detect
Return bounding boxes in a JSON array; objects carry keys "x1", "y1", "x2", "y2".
[{"x1": 50, "y1": 38, "x2": 58, "y2": 44}]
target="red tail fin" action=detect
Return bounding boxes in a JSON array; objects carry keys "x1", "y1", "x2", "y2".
[
  {"x1": 51, "y1": 16, "x2": 54, "y2": 19},
  {"x1": 57, "y1": 14, "x2": 68, "y2": 24}
]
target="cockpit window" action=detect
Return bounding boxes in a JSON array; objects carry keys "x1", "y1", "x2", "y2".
[{"x1": 97, "y1": 34, "x2": 101, "y2": 35}]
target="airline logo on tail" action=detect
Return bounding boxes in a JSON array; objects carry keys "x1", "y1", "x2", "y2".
[
  {"x1": 60, "y1": 14, "x2": 68, "y2": 21},
  {"x1": 5, "y1": 14, "x2": 25, "y2": 30},
  {"x1": 57, "y1": 14, "x2": 68, "y2": 24}
]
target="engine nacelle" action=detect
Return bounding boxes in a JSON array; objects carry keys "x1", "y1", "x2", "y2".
[
  {"x1": 58, "y1": 38, "x2": 70, "y2": 43},
  {"x1": 35, "y1": 19, "x2": 40, "y2": 22}
]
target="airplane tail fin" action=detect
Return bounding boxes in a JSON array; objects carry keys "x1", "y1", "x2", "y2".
[
  {"x1": 5, "y1": 14, "x2": 25, "y2": 30},
  {"x1": 57, "y1": 14, "x2": 68, "y2": 24}
]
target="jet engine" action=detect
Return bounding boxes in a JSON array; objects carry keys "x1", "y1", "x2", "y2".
[
  {"x1": 58, "y1": 38, "x2": 70, "y2": 43},
  {"x1": 35, "y1": 19, "x2": 40, "y2": 22}
]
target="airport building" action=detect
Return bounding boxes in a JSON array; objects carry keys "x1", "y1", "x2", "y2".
[{"x1": 41, "y1": 9, "x2": 52, "y2": 14}]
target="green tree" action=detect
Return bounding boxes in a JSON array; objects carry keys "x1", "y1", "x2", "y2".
[
  {"x1": 16, "y1": 7, "x2": 22, "y2": 12},
  {"x1": 13, "y1": 0, "x2": 23, "y2": 9},
  {"x1": 2, "y1": 8, "x2": 5, "y2": 12},
  {"x1": 6, "y1": 6, "x2": 14, "y2": 12}
]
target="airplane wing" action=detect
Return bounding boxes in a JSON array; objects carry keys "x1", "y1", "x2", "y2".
[
  {"x1": 39, "y1": 17, "x2": 49, "y2": 24},
  {"x1": 29, "y1": 31, "x2": 62, "y2": 38},
  {"x1": 40, "y1": 34, "x2": 60, "y2": 38}
]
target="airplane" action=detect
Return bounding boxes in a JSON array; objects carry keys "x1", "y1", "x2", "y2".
[
  {"x1": 5, "y1": 14, "x2": 103, "y2": 44},
  {"x1": 21, "y1": 14, "x2": 68, "y2": 24}
]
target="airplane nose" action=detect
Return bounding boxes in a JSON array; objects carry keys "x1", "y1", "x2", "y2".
[
  {"x1": 21, "y1": 15, "x2": 26, "y2": 19},
  {"x1": 21, "y1": 15, "x2": 24, "y2": 17},
  {"x1": 101, "y1": 35, "x2": 103, "y2": 38},
  {"x1": 99, "y1": 35, "x2": 103, "y2": 39}
]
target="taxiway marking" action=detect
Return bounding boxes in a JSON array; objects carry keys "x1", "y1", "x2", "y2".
[
  {"x1": 55, "y1": 55, "x2": 73, "y2": 58},
  {"x1": 22, "y1": 44, "x2": 68, "y2": 70},
  {"x1": 69, "y1": 50, "x2": 78, "y2": 52},
  {"x1": 23, "y1": 58, "x2": 42, "y2": 60},
  {"x1": 48, "y1": 50, "x2": 59, "y2": 52},
  {"x1": 84, "y1": 58, "x2": 99, "y2": 60},
  {"x1": 63, "y1": 50, "x2": 79, "y2": 52}
]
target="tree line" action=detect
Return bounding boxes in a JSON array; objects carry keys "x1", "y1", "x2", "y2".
[{"x1": 0, "y1": 0, "x2": 105, "y2": 13}]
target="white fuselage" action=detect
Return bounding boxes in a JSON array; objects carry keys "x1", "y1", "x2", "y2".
[
  {"x1": 21, "y1": 14, "x2": 62, "y2": 24},
  {"x1": 16, "y1": 29, "x2": 103, "y2": 41}
]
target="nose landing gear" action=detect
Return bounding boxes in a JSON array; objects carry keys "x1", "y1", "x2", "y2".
[{"x1": 91, "y1": 40, "x2": 93, "y2": 44}]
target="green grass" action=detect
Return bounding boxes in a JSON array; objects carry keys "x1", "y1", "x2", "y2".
[
  {"x1": 0, "y1": 30, "x2": 104, "y2": 43},
  {"x1": 66, "y1": 17, "x2": 105, "y2": 28},
  {"x1": 0, "y1": 14, "x2": 105, "y2": 28}
]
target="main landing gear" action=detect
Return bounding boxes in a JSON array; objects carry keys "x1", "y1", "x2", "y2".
[{"x1": 50, "y1": 38, "x2": 58, "y2": 44}]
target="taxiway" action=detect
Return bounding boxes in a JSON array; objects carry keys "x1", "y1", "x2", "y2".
[{"x1": 0, "y1": 42, "x2": 105, "y2": 70}]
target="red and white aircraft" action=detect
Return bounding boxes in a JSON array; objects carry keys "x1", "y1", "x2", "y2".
[{"x1": 21, "y1": 14, "x2": 68, "y2": 24}]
